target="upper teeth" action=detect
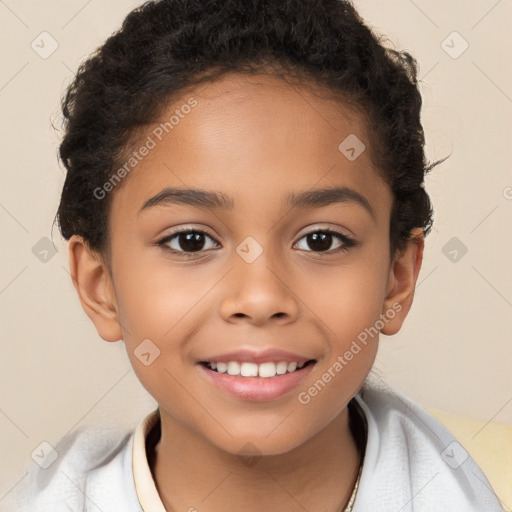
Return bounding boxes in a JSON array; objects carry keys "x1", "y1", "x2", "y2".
[{"x1": 208, "y1": 361, "x2": 306, "y2": 378}]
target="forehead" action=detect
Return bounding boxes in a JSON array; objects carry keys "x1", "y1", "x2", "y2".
[{"x1": 110, "y1": 72, "x2": 391, "y2": 220}]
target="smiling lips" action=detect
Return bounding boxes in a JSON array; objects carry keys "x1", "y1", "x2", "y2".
[
  {"x1": 197, "y1": 348, "x2": 317, "y2": 401},
  {"x1": 204, "y1": 360, "x2": 308, "y2": 378},
  {"x1": 198, "y1": 348, "x2": 315, "y2": 378}
]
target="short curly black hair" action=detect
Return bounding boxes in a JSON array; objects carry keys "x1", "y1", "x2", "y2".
[{"x1": 55, "y1": 0, "x2": 445, "y2": 263}]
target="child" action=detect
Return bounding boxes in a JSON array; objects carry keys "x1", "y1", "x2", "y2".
[{"x1": 2, "y1": 0, "x2": 504, "y2": 511}]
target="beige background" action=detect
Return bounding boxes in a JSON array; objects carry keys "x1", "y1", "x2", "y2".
[{"x1": 1, "y1": 0, "x2": 511, "y2": 500}]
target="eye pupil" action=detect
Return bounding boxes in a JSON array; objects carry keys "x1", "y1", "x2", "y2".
[
  {"x1": 179, "y1": 232, "x2": 205, "y2": 252},
  {"x1": 308, "y1": 232, "x2": 332, "y2": 252}
]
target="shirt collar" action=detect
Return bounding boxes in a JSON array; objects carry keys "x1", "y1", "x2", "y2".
[{"x1": 132, "y1": 407, "x2": 166, "y2": 512}]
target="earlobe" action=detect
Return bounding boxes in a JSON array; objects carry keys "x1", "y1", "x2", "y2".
[
  {"x1": 68, "y1": 235, "x2": 123, "y2": 342},
  {"x1": 380, "y1": 228, "x2": 424, "y2": 336}
]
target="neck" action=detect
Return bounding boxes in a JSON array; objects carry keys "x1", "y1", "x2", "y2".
[{"x1": 151, "y1": 405, "x2": 362, "y2": 512}]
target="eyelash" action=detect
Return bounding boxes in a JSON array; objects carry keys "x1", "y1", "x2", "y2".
[{"x1": 156, "y1": 227, "x2": 357, "y2": 258}]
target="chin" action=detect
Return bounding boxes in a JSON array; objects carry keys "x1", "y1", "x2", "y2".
[{"x1": 207, "y1": 428, "x2": 310, "y2": 458}]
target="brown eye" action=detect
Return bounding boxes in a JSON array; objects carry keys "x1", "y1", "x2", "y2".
[
  {"x1": 158, "y1": 229, "x2": 220, "y2": 254},
  {"x1": 295, "y1": 229, "x2": 355, "y2": 254},
  {"x1": 176, "y1": 232, "x2": 207, "y2": 252},
  {"x1": 306, "y1": 232, "x2": 333, "y2": 252}
]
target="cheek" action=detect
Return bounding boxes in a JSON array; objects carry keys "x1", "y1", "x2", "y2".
[
  {"x1": 114, "y1": 258, "x2": 212, "y2": 340},
  {"x1": 306, "y1": 256, "x2": 389, "y2": 342},
  {"x1": 313, "y1": 284, "x2": 383, "y2": 342},
  {"x1": 112, "y1": 259, "x2": 217, "y2": 392},
  {"x1": 302, "y1": 249, "x2": 389, "y2": 398},
  {"x1": 294, "y1": 267, "x2": 386, "y2": 428}
]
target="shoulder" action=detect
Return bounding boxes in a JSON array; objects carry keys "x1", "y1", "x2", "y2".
[
  {"x1": 352, "y1": 377, "x2": 505, "y2": 512},
  {"x1": 0, "y1": 424, "x2": 140, "y2": 512}
]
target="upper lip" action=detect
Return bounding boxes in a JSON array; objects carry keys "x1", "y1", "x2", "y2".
[{"x1": 198, "y1": 348, "x2": 315, "y2": 364}]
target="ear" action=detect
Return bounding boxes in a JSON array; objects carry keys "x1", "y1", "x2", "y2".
[
  {"x1": 68, "y1": 235, "x2": 123, "y2": 342},
  {"x1": 380, "y1": 228, "x2": 424, "y2": 336}
]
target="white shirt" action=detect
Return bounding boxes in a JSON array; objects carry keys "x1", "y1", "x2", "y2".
[{"x1": 0, "y1": 378, "x2": 504, "y2": 511}]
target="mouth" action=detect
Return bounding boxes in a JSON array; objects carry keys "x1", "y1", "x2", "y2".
[
  {"x1": 197, "y1": 359, "x2": 317, "y2": 401},
  {"x1": 199, "y1": 359, "x2": 316, "y2": 378}
]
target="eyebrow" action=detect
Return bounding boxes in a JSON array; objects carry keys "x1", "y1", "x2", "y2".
[
  {"x1": 284, "y1": 186, "x2": 374, "y2": 219},
  {"x1": 138, "y1": 186, "x2": 374, "y2": 219}
]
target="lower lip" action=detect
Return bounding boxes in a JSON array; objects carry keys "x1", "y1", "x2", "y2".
[{"x1": 197, "y1": 362, "x2": 315, "y2": 402}]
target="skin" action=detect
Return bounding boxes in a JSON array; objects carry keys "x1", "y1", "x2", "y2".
[{"x1": 68, "y1": 72, "x2": 424, "y2": 511}]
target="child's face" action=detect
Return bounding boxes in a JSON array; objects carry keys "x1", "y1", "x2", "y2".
[{"x1": 78, "y1": 72, "x2": 418, "y2": 455}]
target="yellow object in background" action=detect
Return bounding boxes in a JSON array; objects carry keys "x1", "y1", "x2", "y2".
[{"x1": 426, "y1": 406, "x2": 512, "y2": 512}]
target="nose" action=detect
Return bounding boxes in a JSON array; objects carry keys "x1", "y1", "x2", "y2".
[{"x1": 219, "y1": 250, "x2": 300, "y2": 326}]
